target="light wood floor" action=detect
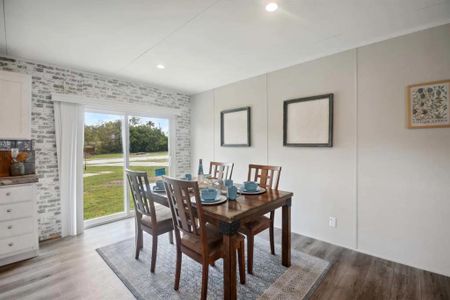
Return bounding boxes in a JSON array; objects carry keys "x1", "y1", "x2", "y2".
[{"x1": 0, "y1": 218, "x2": 449, "y2": 300}]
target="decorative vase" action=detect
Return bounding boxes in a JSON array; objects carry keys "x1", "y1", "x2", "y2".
[
  {"x1": 10, "y1": 161, "x2": 25, "y2": 176},
  {"x1": 198, "y1": 158, "x2": 204, "y2": 181}
]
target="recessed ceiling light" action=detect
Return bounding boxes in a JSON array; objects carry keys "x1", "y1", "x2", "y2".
[
  {"x1": 156, "y1": 64, "x2": 165, "y2": 69},
  {"x1": 265, "y1": 2, "x2": 278, "y2": 12}
]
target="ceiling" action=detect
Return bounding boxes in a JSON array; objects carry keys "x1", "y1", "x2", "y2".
[{"x1": 1, "y1": 0, "x2": 449, "y2": 94}]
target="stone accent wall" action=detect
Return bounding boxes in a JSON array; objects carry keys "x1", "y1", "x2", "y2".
[{"x1": 0, "y1": 56, "x2": 191, "y2": 241}]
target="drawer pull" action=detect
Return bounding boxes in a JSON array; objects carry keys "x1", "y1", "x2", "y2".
[
  {"x1": 6, "y1": 208, "x2": 13, "y2": 213},
  {"x1": 8, "y1": 242, "x2": 14, "y2": 247},
  {"x1": 7, "y1": 225, "x2": 13, "y2": 230},
  {"x1": 6, "y1": 192, "x2": 11, "y2": 196}
]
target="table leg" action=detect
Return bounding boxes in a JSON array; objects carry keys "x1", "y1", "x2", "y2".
[
  {"x1": 282, "y1": 198, "x2": 291, "y2": 267},
  {"x1": 219, "y1": 221, "x2": 240, "y2": 300}
]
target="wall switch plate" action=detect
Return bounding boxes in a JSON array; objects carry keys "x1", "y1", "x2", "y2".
[{"x1": 329, "y1": 217, "x2": 337, "y2": 228}]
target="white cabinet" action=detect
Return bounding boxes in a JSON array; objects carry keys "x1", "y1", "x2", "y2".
[
  {"x1": 0, "y1": 183, "x2": 39, "y2": 266},
  {"x1": 0, "y1": 70, "x2": 32, "y2": 139}
]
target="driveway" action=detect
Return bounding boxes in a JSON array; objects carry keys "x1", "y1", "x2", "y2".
[{"x1": 86, "y1": 154, "x2": 168, "y2": 167}]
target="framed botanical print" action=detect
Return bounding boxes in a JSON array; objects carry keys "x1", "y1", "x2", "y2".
[
  {"x1": 283, "y1": 94, "x2": 333, "y2": 147},
  {"x1": 407, "y1": 80, "x2": 450, "y2": 129},
  {"x1": 221, "y1": 106, "x2": 251, "y2": 147}
]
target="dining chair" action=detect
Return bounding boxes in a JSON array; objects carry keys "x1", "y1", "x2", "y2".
[
  {"x1": 209, "y1": 161, "x2": 234, "y2": 180},
  {"x1": 239, "y1": 164, "x2": 282, "y2": 274},
  {"x1": 163, "y1": 176, "x2": 245, "y2": 300},
  {"x1": 126, "y1": 169, "x2": 174, "y2": 273}
]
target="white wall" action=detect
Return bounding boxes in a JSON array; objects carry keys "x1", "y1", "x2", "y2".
[
  {"x1": 190, "y1": 24, "x2": 450, "y2": 276},
  {"x1": 213, "y1": 75, "x2": 268, "y2": 181},
  {"x1": 357, "y1": 24, "x2": 450, "y2": 276},
  {"x1": 191, "y1": 90, "x2": 215, "y2": 171},
  {"x1": 267, "y1": 50, "x2": 357, "y2": 248}
]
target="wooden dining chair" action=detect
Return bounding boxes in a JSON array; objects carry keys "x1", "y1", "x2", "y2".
[
  {"x1": 126, "y1": 170, "x2": 174, "y2": 273},
  {"x1": 163, "y1": 176, "x2": 245, "y2": 300},
  {"x1": 209, "y1": 161, "x2": 234, "y2": 181},
  {"x1": 239, "y1": 164, "x2": 282, "y2": 274}
]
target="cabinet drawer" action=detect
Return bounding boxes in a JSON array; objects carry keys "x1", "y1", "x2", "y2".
[
  {"x1": 0, "y1": 185, "x2": 34, "y2": 204},
  {"x1": 0, "y1": 202, "x2": 33, "y2": 220},
  {"x1": 0, "y1": 233, "x2": 35, "y2": 257},
  {"x1": 0, "y1": 218, "x2": 34, "y2": 239}
]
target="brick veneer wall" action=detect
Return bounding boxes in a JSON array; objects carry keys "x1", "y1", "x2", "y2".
[{"x1": 0, "y1": 56, "x2": 191, "y2": 241}]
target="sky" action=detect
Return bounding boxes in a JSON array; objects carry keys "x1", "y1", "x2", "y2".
[{"x1": 85, "y1": 112, "x2": 169, "y2": 135}]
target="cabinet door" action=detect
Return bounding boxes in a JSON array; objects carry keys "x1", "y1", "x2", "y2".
[{"x1": 0, "y1": 71, "x2": 32, "y2": 139}]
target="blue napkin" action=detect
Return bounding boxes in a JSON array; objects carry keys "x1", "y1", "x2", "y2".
[{"x1": 155, "y1": 168, "x2": 166, "y2": 177}]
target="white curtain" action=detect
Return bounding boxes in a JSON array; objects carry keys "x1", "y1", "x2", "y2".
[{"x1": 54, "y1": 101, "x2": 85, "y2": 236}]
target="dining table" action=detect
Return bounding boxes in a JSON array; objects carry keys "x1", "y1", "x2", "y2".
[{"x1": 151, "y1": 184, "x2": 293, "y2": 300}]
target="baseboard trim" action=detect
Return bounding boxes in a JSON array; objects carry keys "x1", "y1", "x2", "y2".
[
  {"x1": 0, "y1": 249, "x2": 38, "y2": 267},
  {"x1": 279, "y1": 226, "x2": 450, "y2": 278}
]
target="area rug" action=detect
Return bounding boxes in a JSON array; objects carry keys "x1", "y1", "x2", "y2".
[{"x1": 96, "y1": 235, "x2": 330, "y2": 300}]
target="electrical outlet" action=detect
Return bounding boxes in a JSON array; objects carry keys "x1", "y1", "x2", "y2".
[{"x1": 329, "y1": 217, "x2": 337, "y2": 228}]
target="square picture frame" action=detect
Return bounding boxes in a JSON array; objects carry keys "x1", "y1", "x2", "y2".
[
  {"x1": 406, "y1": 79, "x2": 450, "y2": 129},
  {"x1": 220, "y1": 106, "x2": 251, "y2": 147},
  {"x1": 283, "y1": 94, "x2": 333, "y2": 147}
]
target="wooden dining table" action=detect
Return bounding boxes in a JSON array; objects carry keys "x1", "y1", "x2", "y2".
[{"x1": 151, "y1": 186, "x2": 293, "y2": 300}]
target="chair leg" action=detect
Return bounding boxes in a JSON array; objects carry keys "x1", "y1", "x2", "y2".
[
  {"x1": 200, "y1": 263, "x2": 209, "y2": 300},
  {"x1": 169, "y1": 230, "x2": 174, "y2": 245},
  {"x1": 247, "y1": 235, "x2": 254, "y2": 274},
  {"x1": 139, "y1": 229, "x2": 144, "y2": 249},
  {"x1": 238, "y1": 240, "x2": 246, "y2": 284},
  {"x1": 135, "y1": 228, "x2": 143, "y2": 259},
  {"x1": 150, "y1": 235, "x2": 158, "y2": 273},
  {"x1": 174, "y1": 246, "x2": 182, "y2": 291},
  {"x1": 270, "y1": 211, "x2": 275, "y2": 255},
  {"x1": 269, "y1": 224, "x2": 275, "y2": 256}
]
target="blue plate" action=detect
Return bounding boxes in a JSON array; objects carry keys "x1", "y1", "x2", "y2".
[
  {"x1": 200, "y1": 195, "x2": 227, "y2": 205},
  {"x1": 238, "y1": 186, "x2": 266, "y2": 195}
]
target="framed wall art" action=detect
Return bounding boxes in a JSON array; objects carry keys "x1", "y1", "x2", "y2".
[
  {"x1": 220, "y1": 106, "x2": 251, "y2": 147},
  {"x1": 283, "y1": 94, "x2": 333, "y2": 147},
  {"x1": 407, "y1": 80, "x2": 450, "y2": 129}
]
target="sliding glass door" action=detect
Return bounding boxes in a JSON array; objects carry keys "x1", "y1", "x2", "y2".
[
  {"x1": 83, "y1": 112, "x2": 125, "y2": 221},
  {"x1": 83, "y1": 110, "x2": 171, "y2": 225},
  {"x1": 126, "y1": 116, "x2": 170, "y2": 210}
]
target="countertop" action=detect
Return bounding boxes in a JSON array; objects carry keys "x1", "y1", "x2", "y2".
[{"x1": 0, "y1": 174, "x2": 39, "y2": 186}]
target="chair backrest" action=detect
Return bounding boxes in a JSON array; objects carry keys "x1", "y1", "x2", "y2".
[
  {"x1": 126, "y1": 169, "x2": 156, "y2": 225},
  {"x1": 163, "y1": 176, "x2": 208, "y2": 252},
  {"x1": 248, "y1": 164, "x2": 282, "y2": 190},
  {"x1": 209, "y1": 161, "x2": 234, "y2": 180}
]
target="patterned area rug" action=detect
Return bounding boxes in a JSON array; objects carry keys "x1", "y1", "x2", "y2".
[{"x1": 97, "y1": 235, "x2": 330, "y2": 300}]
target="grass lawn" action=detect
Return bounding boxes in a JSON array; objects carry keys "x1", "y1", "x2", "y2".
[
  {"x1": 83, "y1": 164, "x2": 168, "y2": 220},
  {"x1": 86, "y1": 151, "x2": 167, "y2": 160}
]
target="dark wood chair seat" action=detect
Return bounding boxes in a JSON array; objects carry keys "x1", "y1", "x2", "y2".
[
  {"x1": 181, "y1": 223, "x2": 222, "y2": 252},
  {"x1": 181, "y1": 223, "x2": 245, "y2": 262},
  {"x1": 239, "y1": 215, "x2": 271, "y2": 236}
]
